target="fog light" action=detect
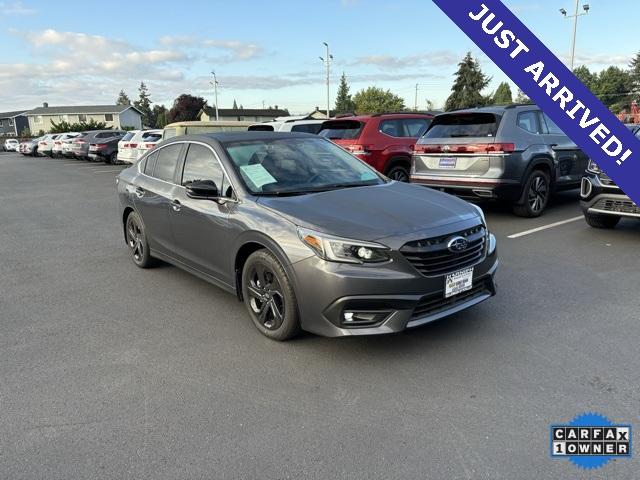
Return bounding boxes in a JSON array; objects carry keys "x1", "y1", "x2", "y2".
[
  {"x1": 342, "y1": 310, "x2": 391, "y2": 327},
  {"x1": 356, "y1": 247, "x2": 374, "y2": 260}
]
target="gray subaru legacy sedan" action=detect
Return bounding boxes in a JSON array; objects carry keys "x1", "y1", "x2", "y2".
[{"x1": 116, "y1": 132, "x2": 498, "y2": 340}]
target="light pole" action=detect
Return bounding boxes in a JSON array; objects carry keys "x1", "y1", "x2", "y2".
[
  {"x1": 210, "y1": 71, "x2": 219, "y2": 121},
  {"x1": 560, "y1": 2, "x2": 590, "y2": 71},
  {"x1": 319, "y1": 42, "x2": 333, "y2": 119}
]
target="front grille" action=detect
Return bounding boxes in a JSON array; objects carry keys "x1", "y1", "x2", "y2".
[
  {"x1": 593, "y1": 198, "x2": 640, "y2": 215},
  {"x1": 400, "y1": 225, "x2": 487, "y2": 277},
  {"x1": 411, "y1": 277, "x2": 493, "y2": 320}
]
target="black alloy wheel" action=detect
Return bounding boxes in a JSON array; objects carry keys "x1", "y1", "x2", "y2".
[{"x1": 125, "y1": 212, "x2": 154, "y2": 268}]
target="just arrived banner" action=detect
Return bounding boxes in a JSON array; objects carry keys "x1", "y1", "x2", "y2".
[{"x1": 432, "y1": 0, "x2": 640, "y2": 206}]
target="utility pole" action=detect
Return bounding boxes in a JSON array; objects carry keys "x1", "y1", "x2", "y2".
[
  {"x1": 414, "y1": 84, "x2": 420, "y2": 111},
  {"x1": 319, "y1": 43, "x2": 333, "y2": 119},
  {"x1": 210, "y1": 71, "x2": 219, "y2": 121},
  {"x1": 560, "y1": 2, "x2": 590, "y2": 71}
]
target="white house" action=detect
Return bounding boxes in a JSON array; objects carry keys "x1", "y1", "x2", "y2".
[{"x1": 25, "y1": 103, "x2": 143, "y2": 133}]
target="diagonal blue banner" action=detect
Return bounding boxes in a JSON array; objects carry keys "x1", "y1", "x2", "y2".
[{"x1": 432, "y1": 0, "x2": 640, "y2": 205}]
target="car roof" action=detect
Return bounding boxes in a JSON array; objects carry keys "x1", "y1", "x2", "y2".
[
  {"x1": 170, "y1": 131, "x2": 318, "y2": 144},
  {"x1": 443, "y1": 104, "x2": 539, "y2": 116}
]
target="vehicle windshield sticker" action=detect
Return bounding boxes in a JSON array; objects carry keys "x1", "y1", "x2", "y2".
[
  {"x1": 360, "y1": 171, "x2": 377, "y2": 181},
  {"x1": 240, "y1": 164, "x2": 277, "y2": 189}
]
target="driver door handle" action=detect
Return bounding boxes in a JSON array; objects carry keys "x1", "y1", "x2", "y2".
[
  {"x1": 170, "y1": 199, "x2": 182, "y2": 212},
  {"x1": 134, "y1": 187, "x2": 145, "y2": 198}
]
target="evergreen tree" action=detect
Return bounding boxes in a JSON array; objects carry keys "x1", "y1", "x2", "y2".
[
  {"x1": 232, "y1": 99, "x2": 238, "y2": 109},
  {"x1": 150, "y1": 104, "x2": 168, "y2": 129},
  {"x1": 515, "y1": 88, "x2": 531, "y2": 104},
  {"x1": 593, "y1": 66, "x2": 633, "y2": 112},
  {"x1": 133, "y1": 81, "x2": 152, "y2": 127},
  {"x1": 334, "y1": 73, "x2": 356, "y2": 114},
  {"x1": 444, "y1": 52, "x2": 491, "y2": 111},
  {"x1": 116, "y1": 89, "x2": 131, "y2": 106},
  {"x1": 492, "y1": 82, "x2": 513, "y2": 105},
  {"x1": 629, "y1": 52, "x2": 640, "y2": 93},
  {"x1": 573, "y1": 66, "x2": 597, "y2": 91}
]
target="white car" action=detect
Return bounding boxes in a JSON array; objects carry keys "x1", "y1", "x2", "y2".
[
  {"x1": 38, "y1": 134, "x2": 61, "y2": 156},
  {"x1": 51, "y1": 132, "x2": 81, "y2": 157},
  {"x1": 117, "y1": 129, "x2": 162, "y2": 164},
  {"x1": 134, "y1": 130, "x2": 162, "y2": 160},
  {"x1": 248, "y1": 116, "x2": 325, "y2": 134},
  {"x1": 3, "y1": 139, "x2": 19, "y2": 151}
]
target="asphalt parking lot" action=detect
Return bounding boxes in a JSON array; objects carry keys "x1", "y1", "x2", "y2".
[{"x1": 1, "y1": 151, "x2": 638, "y2": 479}]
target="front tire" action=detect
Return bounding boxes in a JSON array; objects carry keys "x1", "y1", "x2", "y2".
[
  {"x1": 584, "y1": 212, "x2": 620, "y2": 229},
  {"x1": 513, "y1": 170, "x2": 551, "y2": 217},
  {"x1": 242, "y1": 250, "x2": 300, "y2": 341},
  {"x1": 125, "y1": 211, "x2": 156, "y2": 268}
]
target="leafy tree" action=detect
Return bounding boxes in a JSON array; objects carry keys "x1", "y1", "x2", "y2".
[
  {"x1": 133, "y1": 81, "x2": 152, "y2": 127},
  {"x1": 167, "y1": 94, "x2": 207, "y2": 123},
  {"x1": 445, "y1": 52, "x2": 491, "y2": 111},
  {"x1": 592, "y1": 66, "x2": 633, "y2": 112},
  {"x1": 573, "y1": 66, "x2": 597, "y2": 91},
  {"x1": 116, "y1": 89, "x2": 131, "y2": 106},
  {"x1": 515, "y1": 88, "x2": 531, "y2": 104},
  {"x1": 353, "y1": 86, "x2": 405, "y2": 114},
  {"x1": 629, "y1": 52, "x2": 640, "y2": 93},
  {"x1": 492, "y1": 82, "x2": 513, "y2": 105},
  {"x1": 151, "y1": 104, "x2": 169, "y2": 128},
  {"x1": 334, "y1": 73, "x2": 356, "y2": 114},
  {"x1": 20, "y1": 127, "x2": 31, "y2": 138},
  {"x1": 50, "y1": 119, "x2": 108, "y2": 133}
]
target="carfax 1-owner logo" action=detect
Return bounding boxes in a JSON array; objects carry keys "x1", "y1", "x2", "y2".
[{"x1": 550, "y1": 413, "x2": 632, "y2": 470}]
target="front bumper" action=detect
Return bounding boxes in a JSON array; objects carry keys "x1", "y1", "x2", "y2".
[
  {"x1": 291, "y1": 232, "x2": 498, "y2": 337},
  {"x1": 580, "y1": 174, "x2": 640, "y2": 218}
]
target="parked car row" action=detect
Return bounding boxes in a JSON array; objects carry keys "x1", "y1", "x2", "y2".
[{"x1": 12, "y1": 129, "x2": 163, "y2": 164}]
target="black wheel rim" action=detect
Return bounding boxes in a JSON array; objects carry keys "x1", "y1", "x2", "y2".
[
  {"x1": 246, "y1": 263, "x2": 285, "y2": 330},
  {"x1": 528, "y1": 176, "x2": 548, "y2": 213},
  {"x1": 389, "y1": 168, "x2": 409, "y2": 182},
  {"x1": 126, "y1": 217, "x2": 144, "y2": 263}
]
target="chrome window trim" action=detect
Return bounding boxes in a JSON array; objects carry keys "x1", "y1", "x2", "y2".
[{"x1": 137, "y1": 140, "x2": 239, "y2": 201}]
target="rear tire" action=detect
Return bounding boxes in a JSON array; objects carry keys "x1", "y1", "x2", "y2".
[
  {"x1": 584, "y1": 212, "x2": 620, "y2": 229},
  {"x1": 513, "y1": 170, "x2": 551, "y2": 218},
  {"x1": 386, "y1": 163, "x2": 410, "y2": 183},
  {"x1": 125, "y1": 211, "x2": 156, "y2": 268},
  {"x1": 242, "y1": 250, "x2": 300, "y2": 341}
]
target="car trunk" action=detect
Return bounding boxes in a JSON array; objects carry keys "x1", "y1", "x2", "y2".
[{"x1": 413, "y1": 112, "x2": 507, "y2": 177}]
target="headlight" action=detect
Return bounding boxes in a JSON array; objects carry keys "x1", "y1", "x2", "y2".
[
  {"x1": 587, "y1": 159, "x2": 602, "y2": 174},
  {"x1": 298, "y1": 228, "x2": 391, "y2": 264},
  {"x1": 471, "y1": 203, "x2": 486, "y2": 226}
]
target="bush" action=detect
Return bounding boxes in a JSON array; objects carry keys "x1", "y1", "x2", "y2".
[{"x1": 50, "y1": 119, "x2": 109, "y2": 133}]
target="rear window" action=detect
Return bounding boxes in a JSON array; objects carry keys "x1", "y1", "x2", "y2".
[
  {"x1": 248, "y1": 125, "x2": 275, "y2": 131},
  {"x1": 424, "y1": 113, "x2": 500, "y2": 138},
  {"x1": 291, "y1": 123, "x2": 323, "y2": 134},
  {"x1": 121, "y1": 132, "x2": 135, "y2": 141},
  {"x1": 144, "y1": 133, "x2": 162, "y2": 142},
  {"x1": 318, "y1": 120, "x2": 363, "y2": 140}
]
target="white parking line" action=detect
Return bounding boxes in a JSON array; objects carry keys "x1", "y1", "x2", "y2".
[{"x1": 507, "y1": 216, "x2": 584, "y2": 239}]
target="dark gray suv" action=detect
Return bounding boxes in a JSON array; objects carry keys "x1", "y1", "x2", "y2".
[
  {"x1": 411, "y1": 105, "x2": 589, "y2": 217},
  {"x1": 117, "y1": 132, "x2": 498, "y2": 340}
]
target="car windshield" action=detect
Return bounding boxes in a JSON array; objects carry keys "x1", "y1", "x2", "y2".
[
  {"x1": 424, "y1": 113, "x2": 501, "y2": 138},
  {"x1": 222, "y1": 137, "x2": 385, "y2": 195}
]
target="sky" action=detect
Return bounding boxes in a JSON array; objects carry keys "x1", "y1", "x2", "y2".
[{"x1": 0, "y1": 0, "x2": 637, "y2": 114}]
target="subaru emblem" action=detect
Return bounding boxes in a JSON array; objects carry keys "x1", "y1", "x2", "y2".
[
  {"x1": 447, "y1": 236, "x2": 469, "y2": 253},
  {"x1": 442, "y1": 145, "x2": 451, "y2": 153}
]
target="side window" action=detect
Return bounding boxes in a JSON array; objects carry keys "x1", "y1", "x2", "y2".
[
  {"x1": 517, "y1": 111, "x2": 540, "y2": 134},
  {"x1": 153, "y1": 144, "x2": 182, "y2": 182},
  {"x1": 144, "y1": 152, "x2": 158, "y2": 175},
  {"x1": 379, "y1": 120, "x2": 402, "y2": 137},
  {"x1": 105, "y1": 114, "x2": 114, "y2": 122},
  {"x1": 542, "y1": 113, "x2": 564, "y2": 135},
  {"x1": 181, "y1": 143, "x2": 225, "y2": 189},
  {"x1": 402, "y1": 119, "x2": 430, "y2": 138}
]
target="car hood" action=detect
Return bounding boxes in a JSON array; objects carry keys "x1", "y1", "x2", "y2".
[{"x1": 257, "y1": 181, "x2": 481, "y2": 241}]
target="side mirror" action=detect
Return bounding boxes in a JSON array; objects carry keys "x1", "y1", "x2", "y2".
[{"x1": 186, "y1": 180, "x2": 219, "y2": 200}]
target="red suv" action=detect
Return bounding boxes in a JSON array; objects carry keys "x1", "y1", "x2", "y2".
[{"x1": 319, "y1": 113, "x2": 434, "y2": 181}]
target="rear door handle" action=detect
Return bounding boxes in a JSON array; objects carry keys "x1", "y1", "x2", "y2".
[
  {"x1": 170, "y1": 199, "x2": 182, "y2": 212},
  {"x1": 135, "y1": 187, "x2": 145, "y2": 198}
]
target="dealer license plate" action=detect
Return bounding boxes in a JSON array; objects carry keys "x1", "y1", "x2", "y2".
[
  {"x1": 439, "y1": 157, "x2": 457, "y2": 168},
  {"x1": 445, "y1": 267, "x2": 474, "y2": 298}
]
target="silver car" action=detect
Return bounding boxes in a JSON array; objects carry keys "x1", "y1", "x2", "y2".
[{"x1": 117, "y1": 132, "x2": 498, "y2": 340}]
